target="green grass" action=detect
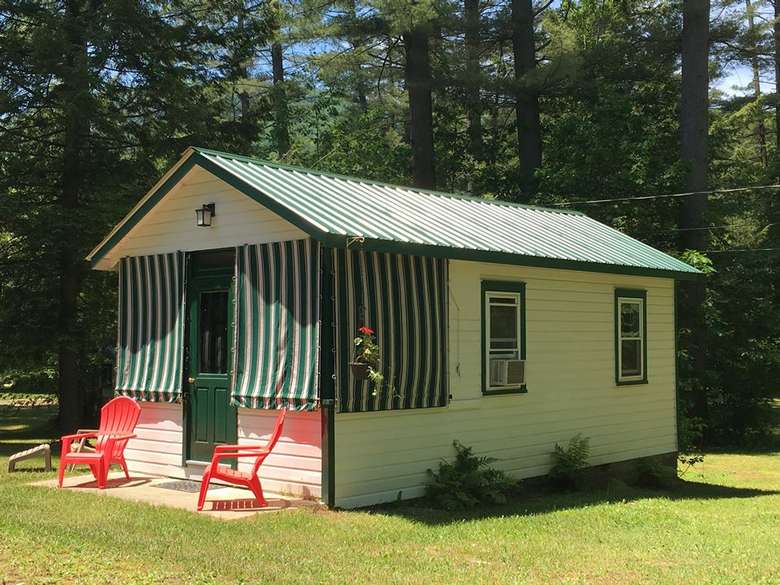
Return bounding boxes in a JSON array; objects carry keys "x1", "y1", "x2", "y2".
[{"x1": 1, "y1": 400, "x2": 779, "y2": 584}]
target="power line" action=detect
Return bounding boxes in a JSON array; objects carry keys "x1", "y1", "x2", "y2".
[
  {"x1": 663, "y1": 221, "x2": 779, "y2": 233},
  {"x1": 551, "y1": 184, "x2": 780, "y2": 207},
  {"x1": 703, "y1": 247, "x2": 780, "y2": 254}
]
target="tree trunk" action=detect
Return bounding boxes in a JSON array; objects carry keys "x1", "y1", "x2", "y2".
[
  {"x1": 680, "y1": 0, "x2": 710, "y2": 251},
  {"x1": 235, "y1": 10, "x2": 252, "y2": 149},
  {"x1": 746, "y1": 0, "x2": 768, "y2": 168},
  {"x1": 239, "y1": 91, "x2": 250, "y2": 120},
  {"x1": 58, "y1": 0, "x2": 90, "y2": 433},
  {"x1": 772, "y1": 2, "x2": 780, "y2": 259},
  {"x1": 511, "y1": 0, "x2": 541, "y2": 200},
  {"x1": 771, "y1": 0, "x2": 780, "y2": 298},
  {"x1": 464, "y1": 0, "x2": 483, "y2": 161},
  {"x1": 404, "y1": 26, "x2": 436, "y2": 189},
  {"x1": 348, "y1": 0, "x2": 368, "y2": 111},
  {"x1": 774, "y1": 0, "x2": 780, "y2": 157},
  {"x1": 679, "y1": 0, "x2": 711, "y2": 433},
  {"x1": 271, "y1": 41, "x2": 290, "y2": 156}
]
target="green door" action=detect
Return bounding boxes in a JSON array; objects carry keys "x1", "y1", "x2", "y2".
[{"x1": 186, "y1": 251, "x2": 237, "y2": 464}]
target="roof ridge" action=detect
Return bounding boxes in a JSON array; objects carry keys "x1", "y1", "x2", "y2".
[{"x1": 191, "y1": 146, "x2": 585, "y2": 216}]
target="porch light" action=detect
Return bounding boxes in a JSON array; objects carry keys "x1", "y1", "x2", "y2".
[{"x1": 195, "y1": 203, "x2": 216, "y2": 227}]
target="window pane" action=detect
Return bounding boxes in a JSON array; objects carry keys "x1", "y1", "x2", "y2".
[
  {"x1": 621, "y1": 340, "x2": 641, "y2": 377},
  {"x1": 490, "y1": 340, "x2": 518, "y2": 351},
  {"x1": 620, "y1": 302, "x2": 641, "y2": 337},
  {"x1": 199, "y1": 290, "x2": 229, "y2": 374},
  {"x1": 193, "y1": 249, "x2": 235, "y2": 271},
  {"x1": 489, "y1": 296, "x2": 517, "y2": 305},
  {"x1": 490, "y1": 304, "x2": 517, "y2": 349}
]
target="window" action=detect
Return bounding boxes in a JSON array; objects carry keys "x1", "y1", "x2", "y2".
[
  {"x1": 199, "y1": 290, "x2": 229, "y2": 374},
  {"x1": 481, "y1": 281, "x2": 526, "y2": 394},
  {"x1": 615, "y1": 289, "x2": 647, "y2": 384}
]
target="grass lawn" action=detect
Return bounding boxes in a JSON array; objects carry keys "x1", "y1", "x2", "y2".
[{"x1": 1, "y1": 397, "x2": 779, "y2": 585}]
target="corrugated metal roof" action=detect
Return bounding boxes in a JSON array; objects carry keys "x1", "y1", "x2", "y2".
[{"x1": 88, "y1": 147, "x2": 699, "y2": 278}]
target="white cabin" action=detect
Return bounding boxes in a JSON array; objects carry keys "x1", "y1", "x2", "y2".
[{"x1": 87, "y1": 147, "x2": 699, "y2": 508}]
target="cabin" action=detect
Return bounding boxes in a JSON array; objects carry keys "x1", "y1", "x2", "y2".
[{"x1": 87, "y1": 147, "x2": 700, "y2": 508}]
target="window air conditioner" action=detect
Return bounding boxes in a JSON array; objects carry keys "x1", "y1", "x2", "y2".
[{"x1": 489, "y1": 359, "x2": 525, "y2": 386}]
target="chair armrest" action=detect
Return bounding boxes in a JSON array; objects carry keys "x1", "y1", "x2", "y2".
[
  {"x1": 61, "y1": 432, "x2": 99, "y2": 455},
  {"x1": 96, "y1": 433, "x2": 137, "y2": 459},
  {"x1": 214, "y1": 443, "x2": 265, "y2": 452},
  {"x1": 61, "y1": 432, "x2": 99, "y2": 442},
  {"x1": 100, "y1": 433, "x2": 136, "y2": 451},
  {"x1": 211, "y1": 450, "x2": 269, "y2": 463}
]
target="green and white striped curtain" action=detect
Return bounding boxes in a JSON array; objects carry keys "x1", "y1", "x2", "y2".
[
  {"x1": 232, "y1": 239, "x2": 321, "y2": 411},
  {"x1": 334, "y1": 250, "x2": 448, "y2": 413},
  {"x1": 115, "y1": 252, "x2": 186, "y2": 402}
]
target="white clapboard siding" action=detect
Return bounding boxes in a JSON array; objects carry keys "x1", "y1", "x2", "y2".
[
  {"x1": 334, "y1": 261, "x2": 677, "y2": 508},
  {"x1": 124, "y1": 402, "x2": 184, "y2": 478},
  {"x1": 236, "y1": 409, "x2": 322, "y2": 500},
  {"x1": 122, "y1": 403, "x2": 322, "y2": 499},
  {"x1": 95, "y1": 165, "x2": 306, "y2": 270}
]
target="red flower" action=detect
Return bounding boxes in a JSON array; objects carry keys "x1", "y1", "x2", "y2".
[{"x1": 358, "y1": 326, "x2": 375, "y2": 335}]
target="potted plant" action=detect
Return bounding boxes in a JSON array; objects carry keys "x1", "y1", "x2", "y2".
[{"x1": 351, "y1": 326, "x2": 384, "y2": 393}]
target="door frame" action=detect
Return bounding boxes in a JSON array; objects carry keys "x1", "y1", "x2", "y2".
[{"x1": 181, "y1": 249, "x2": 238, "y2": 467}]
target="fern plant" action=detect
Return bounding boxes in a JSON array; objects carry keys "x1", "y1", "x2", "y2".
[
  {"x1": 426, "y1": 441, "x2": 518, "y2": 510},
  {"x1": 548, "y1": 434, "x2": 591, "y2": 489}
]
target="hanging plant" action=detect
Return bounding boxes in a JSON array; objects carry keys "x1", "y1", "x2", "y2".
[{"x1": 351, "y1": 325, "x2": 384, "y2": 394}]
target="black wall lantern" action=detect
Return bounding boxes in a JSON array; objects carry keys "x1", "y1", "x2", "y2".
[{"x1": 195, "y1": 203, "x2": 216, "y2": 227}]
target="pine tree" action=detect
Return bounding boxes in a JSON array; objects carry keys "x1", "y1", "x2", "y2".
[
  {"x1": 464, "y1": 0, "x2": 484, "y2": 160},
  {"x1": 0, "y1": 0, "x2": 270, "y2": 431},
  {"x1": 404, "y1": 23, "x2": 436, "y2": 188},
  {"x1": 679, "y1": 0, "x2": 711, "y2": 425},
  {"x1": 511, "y1": 0, "x2": 541, "y2": 199}
]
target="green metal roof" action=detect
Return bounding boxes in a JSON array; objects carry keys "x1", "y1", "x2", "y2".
[{"x1": 88, "y1": 147, "x2": 700, "y2": 279}]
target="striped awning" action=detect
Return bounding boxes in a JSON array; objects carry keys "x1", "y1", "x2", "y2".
[
  {"x1": 334, "y1": 250, "x2": 448, "y2": 412},
  {"x1": 232, "y1": 240, "x2": 321, "y2": 410},
  {"x1": 115, "y1": 252, "x2": 186, "y2": 402}
]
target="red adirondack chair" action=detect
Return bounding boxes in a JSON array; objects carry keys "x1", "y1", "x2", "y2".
[
  {"x1": 197, "y1": 408, "x2": 287, "y2": 511},
  {"x1": 58, "y1": 396, "x2": 141, "y2": 489}
]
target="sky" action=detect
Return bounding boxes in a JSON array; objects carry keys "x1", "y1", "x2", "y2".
[
  {"x1": 713, "y1": 1, "x2": 776, "y2": 97},
  {"x1": 715, "y1": 63, "x2": 776, "y2": 97}
]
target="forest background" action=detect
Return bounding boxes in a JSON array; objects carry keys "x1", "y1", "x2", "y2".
[{"x1": 1, "y1": 0, "x2": 777, "y2": 448}]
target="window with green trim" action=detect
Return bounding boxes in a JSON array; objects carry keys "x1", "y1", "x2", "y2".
[
  {"x1": 615, "y1": 289, "x2": 647, "y2": 384},
  {"x1": 481, "y1": 281, "x2": 526, "y2": 394}
]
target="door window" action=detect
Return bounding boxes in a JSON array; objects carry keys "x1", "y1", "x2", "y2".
[{"x1": 199, "y1": 290, "x2": 229, "y2": 374}]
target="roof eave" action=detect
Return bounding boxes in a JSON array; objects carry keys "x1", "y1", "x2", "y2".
[
  {"x1": 345, "y1": 237, "x2": 702, "y2": 280},
  {"x1": 86, "y1": 150, "x2": 344, "y2": 269},
  {"x1": 86, "y1": 147, "x2": 199, "y2": 268},
  {"x1": 87, "y1": 148, "x2": 701, "y2": 280}
]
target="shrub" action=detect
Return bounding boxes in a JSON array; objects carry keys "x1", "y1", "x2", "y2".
[
  {"x1": 426, "y1": 441, "x2": 518, "y2": 510},
  {"x1": 677, "y1": 410, "x2": 706, "y2": 476},
  {"x1": 634, "y1": 457, "x2": 676, "y2": 489},
  {"x1": 548, "y1": 434, "x2": 591, "y2": 489},
  {"x1": 0, "y1": 369, "x2": 57, "y2": 394}
]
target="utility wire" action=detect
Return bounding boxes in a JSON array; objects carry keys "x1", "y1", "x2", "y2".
[
  {"x1": 662, "y1": 221, "x2": 779, "y2": 233},
  {"x1": 702, "y1": 247, "x2": 780, "y2": 254},
  {"x1": 551, "y1": 184, "x2": 780, "y2": 206},
  {"x1": 541, "y1": 184, "x2": 780, "y2": 254}
]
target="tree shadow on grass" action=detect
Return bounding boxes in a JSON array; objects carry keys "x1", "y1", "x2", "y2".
[
  {"x1": 0, "y1": 403, "x2": 60, "y2": 467},
  {"x1": 0, "y1": 403, "x2": 58, "y2": 441},
  {"x1": 0, "y1": 441, "x2": 58, "y2": 459},
  {"x1": 368, "y1": 477, "x2": 780, "y2": 526}
]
